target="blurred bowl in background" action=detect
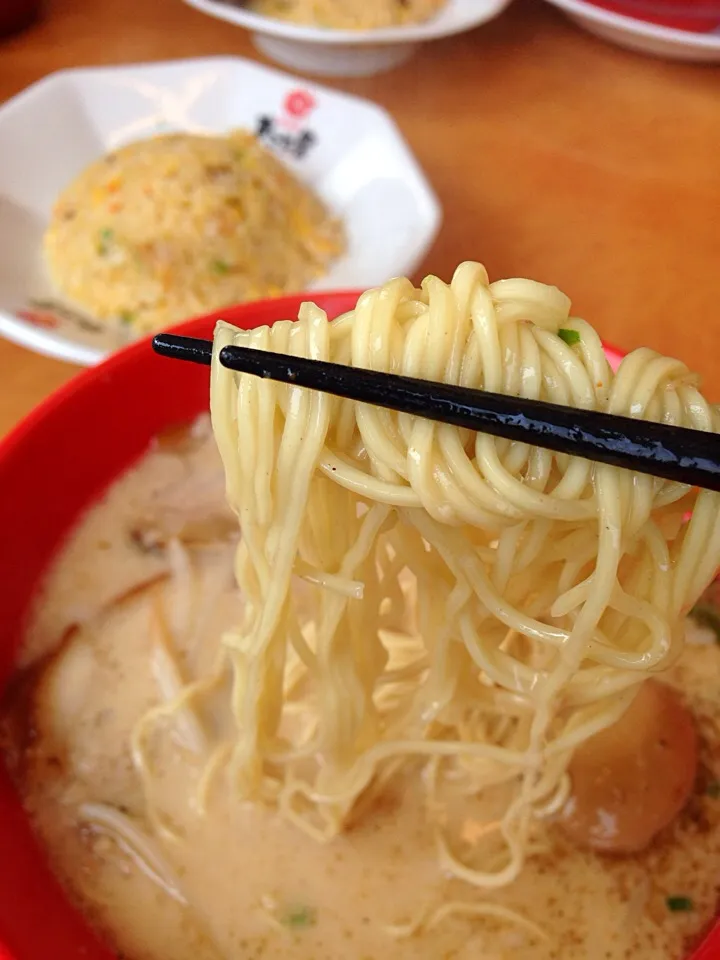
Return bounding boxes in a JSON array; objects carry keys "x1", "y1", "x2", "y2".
[
  {"x1": 0, "y1": 0, "x2": 42, "y2": 38},
  {"x1": 179, "y1": 0, "x2": 513, "y2": 77},
  {"x1": 544, "y1": 0, "x2": 720, "y2": 59},
  {"x1": 584, "y1": 0, "x2": 720, "y2": 31}
]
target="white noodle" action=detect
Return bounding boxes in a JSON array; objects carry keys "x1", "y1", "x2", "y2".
[{"x1": 78, "y1": 802, "x2": 186, "y2": 904}]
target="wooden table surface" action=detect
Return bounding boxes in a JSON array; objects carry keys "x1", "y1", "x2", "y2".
[{"x1": 1, "y1": 0, "x2": 719, "y2": 438}]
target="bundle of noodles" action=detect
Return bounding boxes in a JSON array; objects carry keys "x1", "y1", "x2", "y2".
[{"x1": 142, "y1": 262, "x2": 720, "y2": 896}]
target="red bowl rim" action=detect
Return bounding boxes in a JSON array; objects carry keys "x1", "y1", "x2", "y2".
[{"x1": 0, "y1": 291, "x2": 718, "y2": 960}]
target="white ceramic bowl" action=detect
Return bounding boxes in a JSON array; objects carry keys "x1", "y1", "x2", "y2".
[
  {"x1": 544, "y1": 0, "x2": 720, "y2": 60},
  {"x1": 180, "y1": 0, "x2": 513, "y2": 77},
  {"x1": 0, "y1": 56, "x2": 441, "y2": 366}
]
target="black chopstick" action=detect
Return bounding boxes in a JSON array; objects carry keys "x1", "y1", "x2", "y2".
[{"x1": 152, "y1": 333, "x2": 720, "y2": 493}]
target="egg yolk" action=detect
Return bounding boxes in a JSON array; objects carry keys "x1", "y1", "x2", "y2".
[{"x1": 558, "y1": 680, "x2": 697, "y2": 854}]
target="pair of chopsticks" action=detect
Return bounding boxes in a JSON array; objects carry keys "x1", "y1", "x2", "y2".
[{"x1": 152, "y1": 333, "x2": 720, "y2": 493}]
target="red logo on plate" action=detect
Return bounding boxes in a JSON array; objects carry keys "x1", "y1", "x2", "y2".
[
  {"x1": 256, "y1": 89, "x2": 318, "y2": 160},
  {"x1": 283, "y1": 89, "x2": 316, "y2": 120}
]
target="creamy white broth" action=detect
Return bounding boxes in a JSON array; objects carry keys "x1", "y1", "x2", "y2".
[{"x1": 3, "y1": 417, "x2": 720, "y2": 960}]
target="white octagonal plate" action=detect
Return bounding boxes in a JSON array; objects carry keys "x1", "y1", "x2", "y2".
[{"x1": 0, "y1": 56, "x2": 441, "y2": 366}]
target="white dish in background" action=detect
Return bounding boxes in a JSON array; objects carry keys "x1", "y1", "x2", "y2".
[
  {"x1": 544, "y1": 0, "x2": 720, "y2": 60},
  {"x1": 0, "y1": 56, "x2": 440, "y2": 367},
  {"x1": 180, "y1": 0, "x2": 513, "y2": 77}
]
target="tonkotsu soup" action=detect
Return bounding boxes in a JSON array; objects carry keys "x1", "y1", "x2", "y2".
[{"x1": 3, "y1": 264, "x2": 720, "y2": 960}]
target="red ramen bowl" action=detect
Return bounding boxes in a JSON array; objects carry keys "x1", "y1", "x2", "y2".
[
  {"x1": 0, "y1": 293, "x2": 717, "y2": 960},
  {"x1": 583, "y1": 0, "x2": 720, "y2": 31}
]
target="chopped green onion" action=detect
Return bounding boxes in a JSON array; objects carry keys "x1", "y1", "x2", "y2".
[
  {"x1": 119, "y1": 310, "x2": 134, "y2": 325},
  {"x1": 280, "y1": 904, "x2": 316, "y2": 929},
  {"x1": 707, "y1": 781, "x2": 720, "y2": 798},
  {"x1": 211, "y1": 259, "x2": 230, "y2": 275},
  {"x1": 666, "y1": 896, "x2": 693, "y2": 912},
  {"x1": 558, "y1": 328, "x2": 581, "y2": 346},
  {"x1": 97, "y1": 227, "x2": 115, "y2": 256}
]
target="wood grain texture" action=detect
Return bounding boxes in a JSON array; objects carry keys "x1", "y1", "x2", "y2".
[{"x1": 1, "y1": 0, "x2": 719, "y2": 438}]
